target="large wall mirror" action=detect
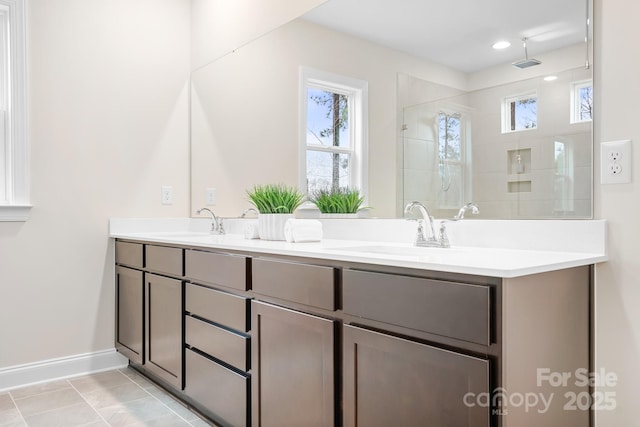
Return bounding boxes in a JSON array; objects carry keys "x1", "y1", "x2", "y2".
[{"x1": 191, "y1": 0, "x2": 593, "y2": 219}]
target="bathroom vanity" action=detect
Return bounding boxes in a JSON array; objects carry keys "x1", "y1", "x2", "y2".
[{"x1": 111, "y1": 220, "x2": 605, "y2": 427}]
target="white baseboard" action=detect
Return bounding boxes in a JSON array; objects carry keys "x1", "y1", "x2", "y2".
[{"x1": 0, "y1": 348, "x2": 129, "y2": 392}]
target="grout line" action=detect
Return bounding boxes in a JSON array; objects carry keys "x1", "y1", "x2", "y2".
[
  {"x1": 7, "y1": 391, "x2": 28, "y2": 427},
  {"x1": 116, "y1": 368, "x2": 199, "y2": 426},
  {"x1": 66, "y1": 381, "x2": 110, "y2": 427}
]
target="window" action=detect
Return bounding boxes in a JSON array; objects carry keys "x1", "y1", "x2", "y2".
[
  {"x1": 502, "y1": 92, "x2": 537, "y2": 133},
  {"x1": 0, "y1": 0, "x2": 28, "y2": 221},
  {"x1": 300, "y1": 67, "x2": 367, "y2": 197},
  {"x1": 571, "y1": 80, "x2": 593, "y2": 123},
  {"x1": 553, "y1": 139, "x2": 575, "y2": 215},
  {"x1": 438, "y1": 111, "x2": 465, "y2": 209}
]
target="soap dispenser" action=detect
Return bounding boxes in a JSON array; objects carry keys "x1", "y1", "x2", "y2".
[{"x1": 513, "y1": 154, "x2": 525, "y2": 174}]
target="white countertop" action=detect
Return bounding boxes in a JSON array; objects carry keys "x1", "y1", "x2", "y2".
[{"x1": 110, "y1": 218, "x2": 608, "y2": 278}]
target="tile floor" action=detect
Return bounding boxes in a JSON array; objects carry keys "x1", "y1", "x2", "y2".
[{"x1": 0, "y1": 368, "x2": 213, "y2": 427}]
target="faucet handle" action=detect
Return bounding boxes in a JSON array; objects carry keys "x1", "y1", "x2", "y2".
[{"x1": 438, "y1": 221, "x2": 450, "y2": 248}]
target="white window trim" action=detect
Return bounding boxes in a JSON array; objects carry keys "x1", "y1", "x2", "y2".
[
  {"x1": 570, "y1": 79, "x2": 593, "y2": 124},
  {"x1": 0, "y1": 0, "x2": 29, "y2": 221},
  {"x1": 435, "y1": 103, "x2": 473, "y2": 209},
  {"x1": 501, "y1": 91, "x2": 538, "y2": 134},
  {"x1": 299, "y1": 67, "x2": 368, "y2": 202}
]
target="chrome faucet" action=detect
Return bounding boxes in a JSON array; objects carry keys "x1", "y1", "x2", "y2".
[
  {"x1": 454, "y1": 202, "x2": 480, "y2": 220},
  {"x1": 196, "y1": 208, "x2": 225, "y2": 235},
  {"x1": 438, "y1": 202, "x2": 480, "y2": 248},
  {"x1": 404, "y1": 201, "x2": 443, "y2": 247},
  {"x1": 240, "y1": 207, "x2": 258, "y2": 218}
]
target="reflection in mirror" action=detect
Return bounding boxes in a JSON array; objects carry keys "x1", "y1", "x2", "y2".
[
  {"x1": 400, "y1": 65, "x2": 592, "y2": 219},
  {"x1": 190, "y1": 0, "x2": 592, "y2": 219}
]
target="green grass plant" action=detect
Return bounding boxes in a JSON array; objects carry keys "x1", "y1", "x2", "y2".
[
  {"x1": 309, "y1": 187, "x2": 364, "y2": 214},
  {"x1": 246, "y1": 184, "x2": 305, "y2": 214}
]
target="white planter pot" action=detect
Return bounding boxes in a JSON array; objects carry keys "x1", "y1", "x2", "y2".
[
  {"x1": 318, "y1": 213, "x2": 359, "y2": 219},
  {"x1": 258, "y1": 213, "x2": 294, "y2": 241}
]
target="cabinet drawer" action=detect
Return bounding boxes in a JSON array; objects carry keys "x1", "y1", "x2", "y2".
[
  {"x1": 252, "y1": 258, "x2": 336, "y2": 311},
  {"x1": 186, "y1": 283, "x2": 249, "y2": 332},
  {"x1": 146, "y1": 245, "x2": 182, "y2": 277},
  {"x1": 185, "y1": 349, "x2": 249, "y2": 427},
  {"x1": 185, "y1": 249, "x2": 248, "y2": 291},
  {"x1": 343, "y1": 269, "x2": 491, "y2": 346},
  {"x1": 115, "y1": 241, "x2": 143, "y2": 268},
  {"x1": 186, "y1": 316, "x2": 249, "y2": 371}
]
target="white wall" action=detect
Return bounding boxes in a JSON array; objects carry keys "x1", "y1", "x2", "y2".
[
  {"x1": 191, "y1": 0, "x2": 326, "y2": 70},
  {"x1": 0, "y1": 1, "x2": 637, "y2": 424},
  {"x1": 190, "y1": 18, "x2": 467, "y2": 218},
  {"x1": 0, "y1": 0, "x2": 191, "y2": 368},
  {"x1": 594, "y1": 0, "x2": 640, "y2": 424}
]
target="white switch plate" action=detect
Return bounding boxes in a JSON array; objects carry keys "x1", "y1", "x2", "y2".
[
  {"x1": 206, "y1": 188, "x2": 216, "y2": 205},
  {"x1": 161, "y1": 185, "x2": 173, "y2": 205},
  {"x1": 601, "y1": 140, "x2": 631, "y2": 184}
]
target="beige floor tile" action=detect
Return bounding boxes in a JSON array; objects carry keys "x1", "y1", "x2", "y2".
[
  {"x1": 0, "y1": 393, "x2": 15, "y2": 412},
  {"x1": 69, "y1": 371, "x2": 132, "y2": 394},
  {"x1": 0, "y1": 407, "x2": 25, "y2": 425},
  {"x1": 125, "y1": 412, "x2": 192, "y2": 427},
  {"x1": 141, "y1": 386, "x2": 174, "y2": 406},
  {"x1": 81, "y1": 382, "x2": 149, "y2": 410},
  {"x1": 163, "y1": 400, "x2": 201, "y2": 422},
  {"x1": 9, "y1": 380, "x2": 70, "y2": 400},
  {"x1": 97, "y1": 396, "x2": 171, "y2": 426},
  {"x1": 118, "y1": 369, "x2": 154, "y2": 389},
  {"x1": 77, "y1": 422, "x2": 109, "y2": 427},
  {"x1": 13, "y1": 387, "x2": 83, "y2": 417},
  {"x1": 22, "y1": 401, "x2": 101, "y2": 427},
  {"x1": 189, "y1": 418, "x2": 214, "y2": 427}
]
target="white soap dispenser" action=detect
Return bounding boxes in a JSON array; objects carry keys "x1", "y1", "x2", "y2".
[{"x1": 514, "y1": 154, "x2": 525, "y2": 174}]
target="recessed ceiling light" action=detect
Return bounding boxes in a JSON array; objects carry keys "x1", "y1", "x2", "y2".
[
  {"x1": 544, "y1": 75, "x2": 558, "y2": 81},
  {"x1": 492, "y1": 41, "x2": 511, "y2": 50}
]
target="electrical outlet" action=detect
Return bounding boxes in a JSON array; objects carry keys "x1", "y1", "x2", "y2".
[
  {"x1": 161, "y1": 185, "x2": 173, "y2": 205},
  {"x1": 206, "y1": 188, "x2": 216, "y2": 205},
  {"x1": 601, "y1": 140, "x2": 631, "y2": 184}
]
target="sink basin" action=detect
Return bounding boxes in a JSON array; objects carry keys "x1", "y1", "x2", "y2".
[
  {"x1": 147, "y1": 232, "x2": 214, "y2": 239},
  {"x1": 331, "y1": 244, "x2": 457, "y2": 257}
]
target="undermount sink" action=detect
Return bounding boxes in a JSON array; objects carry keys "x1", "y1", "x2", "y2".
[
  {"x1": 149, "y1": 232, "x2": 215, "y2": 239},
  {"x1": 331, "y1": 244, "x2": 460, "y2": 257}
]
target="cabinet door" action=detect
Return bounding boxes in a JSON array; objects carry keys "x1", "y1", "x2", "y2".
[
  {"x1": 115, "y1": 266, "x2": 143, "y2": 364},
  {"x1": 145, "y1": 273, "x2": 183, "y2": 389},
  {"x1": 251, "y1": 301, "x2": 335, "y2": 427},
  {"x1": 343, "y1": 325, "x2": 490, "y2": 427}
]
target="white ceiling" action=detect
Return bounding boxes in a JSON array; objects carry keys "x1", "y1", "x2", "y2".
[{"x1": 303, "y1": 0, "x2": 588, "y2": 73}]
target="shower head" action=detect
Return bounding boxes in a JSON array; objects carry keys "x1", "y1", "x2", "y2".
[
  {"x1": 512, "y1": 38, "x2": 541, "y2": 69},
  {"x1": 512, "y1": 57, "x2": 542, "y2": 69}
]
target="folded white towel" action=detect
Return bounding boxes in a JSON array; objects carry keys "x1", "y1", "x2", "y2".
[
  {"x1": 284, "y1": 219, "x2": 323, "y2": 243},
  {"x1": 243, "y1": 221, "x2": 260, "y2": 239}
]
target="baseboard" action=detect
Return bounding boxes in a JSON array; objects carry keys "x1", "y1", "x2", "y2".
[{"x1": 0, "y1": 348, "x2": 129, "y2": 392}]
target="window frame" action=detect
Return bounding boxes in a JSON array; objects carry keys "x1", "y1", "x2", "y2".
[
  {"x1": 570, "y1": 79, "x2": 593, "y2": 124},
  {"x1": 501, "y1": 91, "x2": 538, "y2": 134},
  {"x1": 436, "y1": 107, "x2": 471, "y2": 210},
  {"x1": 299, "y1": 67, "x2": 368, "y2": 200},
  {"x1": 0, "y1": 0, "x2": 29, "y2": 221}
]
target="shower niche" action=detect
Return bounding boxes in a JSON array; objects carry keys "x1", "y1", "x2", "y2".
[{"x1": 507, "y1": 149, "x2": 532, "y2": 193}]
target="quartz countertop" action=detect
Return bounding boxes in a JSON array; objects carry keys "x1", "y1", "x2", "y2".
[{"x1": 110, "y1": 219, "x2": 608, "y2": 278}]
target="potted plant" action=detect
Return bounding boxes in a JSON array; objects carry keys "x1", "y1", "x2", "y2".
[
  {"x1": 309, "y1": 187, "x2": 366, "y2": 218},
  {"x1": 246, "y1": 184, "x2": 305, "y2": 240}
]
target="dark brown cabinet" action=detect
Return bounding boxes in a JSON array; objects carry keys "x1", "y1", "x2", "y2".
[
  {"x1": 343, "y1": 324, "x2": 490, "y2": 427},
  {"x1": 114, "y1": 239, "x2": 591, "y2": 427},
  {"x1": 115, "y1": 266, "x2": 144, "y2": 364},
  {"x1": 145, "y1": 273, "x2": 183, "y2": 389},
  {"x1": 251, "y1": 300, "x2": 336, "y2": 427},
  {"x1": 184, "y1": 282, "x2": 251, "y2": 427}
]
